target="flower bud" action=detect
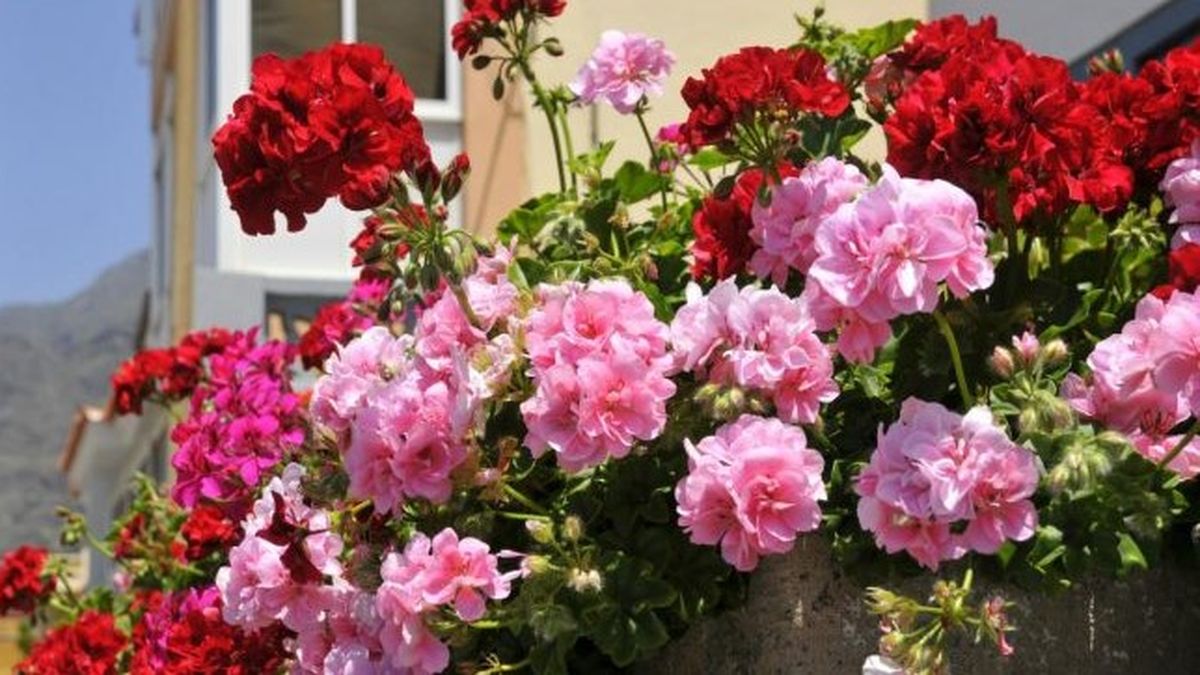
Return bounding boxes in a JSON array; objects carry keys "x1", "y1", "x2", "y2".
[
  {"x1": 413, "y1": 158, "x2": 441, "y2": 200},
  {"x1": 525, "y1": 520, "x2": 554, "y2": 544},
  {"x1": 989, "y1": 346, "x2": 1015, "y2": 378},
  {"x1": 1041, "y1": 338, "x2": 1068, "y2": 366},
  {"x1": 1088, "y1": 48, "x2": 1125, "y2": 75},
  {"x1": 441, "y1": 152, "x2": 471, "y2": 203},
  {"x1": 567, "y1": 568, "x2": 603, "y2": 593},
  {"x1": 562, "y1": 515, "x2": 584, "y2": 542},
  {"x1": 523, "y1": 555, "x2": 552, "y2": 576},
  {"x1": 1012, "y1": 331, "x2": 1040, "y2": 365}
]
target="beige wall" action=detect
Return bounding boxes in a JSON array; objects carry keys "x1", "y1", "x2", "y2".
[{"x1": 521, "y1": 0, "x2": 929, "y2": 196}]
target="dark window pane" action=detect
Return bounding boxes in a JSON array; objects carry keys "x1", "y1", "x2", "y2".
[
  {"x1": 252, "y1": 0, "x2": 340, "y2": 59},
  {"x1": 357, "y1": 0, "x2": 447, "y2": 100}
]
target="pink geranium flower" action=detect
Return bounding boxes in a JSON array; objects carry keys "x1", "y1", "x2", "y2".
[
  {"x1": 570, "y1": 30, "x2": 675, "y2": 114},
  {"x1": 217, "y1": 464, "x2": 345, "y2": 633},
  {"x1": 670, "y1": 280, "x2": 838, "y2": 424},
  {"x1": 855, "y1": 399, "x2": 1039, "y2": 569},
  {"x1": 676, "y1": 415, "x2": 826, "y2": 571},
  {"x1": 522, "y1": 279, "x2": 676, "y2": 472},
  {"x1": 749, "y1": 157, "x2": 868, "y2": 284},
  {"x1": 1162, "y1": 139, "x2": 1200, "y2": 225},
  {"x1": 809, "y1": 166, "x2": 984, "y2": 322}
]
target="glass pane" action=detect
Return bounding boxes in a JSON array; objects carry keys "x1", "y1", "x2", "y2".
[
  {"x1": 357, "y1": 0, "x2": 447, "y2": 101},
  {"x1": 252, "y1": 0, "x2": 341, "y2": 59}
]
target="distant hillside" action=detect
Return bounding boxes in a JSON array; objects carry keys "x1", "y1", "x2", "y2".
[{"x1": 0, "y1": 251, "x2": 147, "y2": 550}]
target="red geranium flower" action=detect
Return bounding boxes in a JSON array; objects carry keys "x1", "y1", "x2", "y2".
[
  {"x1": 690, "y1": 168, "x2": 770, "y2": 280},
  {"x1": 451, "y1": 0, "x2": 567, "y2": 59},
  {"x1": 884, "y1": 16, "x2": 1131, "y2": 224},
  {"x1": 213, "y1": 43, "x2": 430, "y2": 235},
  {"x1": 681, "y1": 46, "x2": 849, "y2": 150},
  {"x1": 0, "y1": 545, "x2": 54, "y2": 616},
  {"x1": 16, "y1": 610, "x2": 127, "y2": 675},
  {"x1": 179, "y1": 505, "x2": 241, "y2": 561}
]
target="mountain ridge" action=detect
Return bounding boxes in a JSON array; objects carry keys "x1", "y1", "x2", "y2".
[{"x1": 0, "y1": 250, "x2": 148, "y2": 550}]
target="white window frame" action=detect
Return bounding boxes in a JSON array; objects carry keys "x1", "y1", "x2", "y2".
[
  {"x1": 208, "y1": 0, "x2": 463, "y2": 277},
  {"x1": 219, "y1": 0, "x2": 462, "y2": 126}
]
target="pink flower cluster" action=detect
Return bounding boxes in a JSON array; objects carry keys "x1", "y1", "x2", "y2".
[
  {"x1": 217, "y1": 464, "x2": 346, "y2": 633},
  {"x1": 856, "y1": 399, "x2": 1039, "y2": 570},
  {"x1": 1063, "y1": 291, "x2": 1200, "y2": 476},
  {"x1": 675, "y1": 415, "x2": 826, "y2": 571},
  {"x1": 218, "y1": 465, "x2": 467, "y2": 673},
  {"x1": 671, "y1": 279, "x2": 838, "y2": 424},
  {"x1": 521, "y1": 279, "x2": 676, "y2": 472},
  {"x1": 313, "y1": 325, "x2": 474, "y2": 514},
  {"x1": 750, "y1": 157, "x2": 868, "y2": 285},
  {"x1": 170, "y1": 330, "x2": 303, "y2": 515},
  {"x1": 311, "y1": 247, "x2": 519, "y2": 513},
  {"x1": 570, "y1": 30, "x2": 675, "y2": 114},
  {"x1": 803, "y1": 165, "x2": 994, "y2": 363},
  {"x1": 375, "y1": 529, "x2": 518, "y2": 674}
]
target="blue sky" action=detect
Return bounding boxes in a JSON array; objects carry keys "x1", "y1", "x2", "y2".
[{"x1": 0, "y1": 2, "x2": 149, "y2": 307}]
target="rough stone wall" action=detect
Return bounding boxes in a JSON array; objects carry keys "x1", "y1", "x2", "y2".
[{"x1": 643, "y1": 538, "x2": 1200, "y2": 674}]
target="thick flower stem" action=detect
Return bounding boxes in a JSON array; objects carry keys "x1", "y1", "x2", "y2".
[
  {"x1": 1157, "y1": 419, "x2": 1200, "y2": 473},
  {"x1": 527, "y1": 74, "x2": 568, "y2": 192},
  {"x1": 635, "y1": 107, "x2": 669, "y2": 211},
  {"x1": 933, "y1": 310, "x2": 975, "y2": 409},
  {"x1": 558, "y1": 106, "x2": 578, "y2": 191}
]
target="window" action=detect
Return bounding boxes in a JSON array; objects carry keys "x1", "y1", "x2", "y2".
[
  {"x1": 250, "y1": 0, "x2": 448, "y2": 101},
  {"x1": 251, "y1": 0, "x2": 341, "y2": 60},
  {"x1": 357, "y1": 0, "x2": 446, "y2": 100}
]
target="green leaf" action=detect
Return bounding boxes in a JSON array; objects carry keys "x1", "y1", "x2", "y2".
[
  {"x1": 688, "y1": 148, "x2": 732, "y2": 171},
  {"x1": 614, "y1": 161, "x2": 669, "y2": 203},
  {"x1": 1116, "y1": 532, "x2": 1148, "y2": 575},
  {"x1": 1028, "y1": 525, "x2": 1067, "y2": 573},
  {"x1": 845, "y1": 19, "x2": 917, "y2": 60}
]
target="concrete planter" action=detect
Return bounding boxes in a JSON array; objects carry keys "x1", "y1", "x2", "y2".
[{"x1": 645, "y1": 538, "x2": 1200, "y2": 674}]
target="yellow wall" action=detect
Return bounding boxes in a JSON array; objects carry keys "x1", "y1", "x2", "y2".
[
  {"x1": 0, "y1": 616, "x2": 21, "y2": 672},
  {"x1": 520, "y1": 1, "x2": 928, "y2": 195},
  {"x1": 169, "y1": 0, "x2": 198, "y2": 341}
]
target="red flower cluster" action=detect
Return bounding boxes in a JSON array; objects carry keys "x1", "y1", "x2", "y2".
[
  {"x1": 1082, "y1": 40, "x2": 1200, "y2": 196},
  {"x1": 0, "y1": 545, "x2": 53, "y2": 616},
  {"x1": 16, "y1": 610, "x2": 128, "y2": 675},
  {"x1": 451, "y1": 0, "x2": 567, "y2": 59},
  {"x1": 179, "y1": 505, "x2": 241, "y2": 561},
  {"x1": 884, "y1": 16, "x2": 1133, "y2": 224},
  {"x1": 111, "y1": 329, "x2": 233, "y2": 415},
  {"x1": 690, "y1": 168, "x2": 770, "y2": 280},
  {"x1": 112, "y1": 514, "x2": 146, "y2": 561},
  {"x1": 680, "y1": 47, "x2": 850, "y2": 149},
  {"x1": 1151, "y1": 243, "x2": 1200, "y2": 300},
  {"x1": 299, "y1": 278, "x2": 392, "y2": 370},
  {"x1": 129, "y1": 588, "x2": 288, "y2": 675},
  {"x1": 213, "y1": 44, "x2": 430, "y2": 235}
]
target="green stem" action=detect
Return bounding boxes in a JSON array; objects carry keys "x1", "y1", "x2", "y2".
[
  {"x1": 503, "y1": 484, "x2": 548, "y2": 515},
  {"x1": 1157, "y1": 419, "x2": 1200, "y2": 473},
  {"x1": 478, "y1": 658, "x2": 531, "y2": 674},
  {"x1": 526, "y1": 74, "x2": 567, "y2": 192},
  {"x1": 934, "y1": 310, "x2": 975, "y2": 408},
  {"x1": 558, "y1": 106, "x2": 578, "y2": 191},
  {"x1": 450, "y1": 282, "x2": 482, "y2": 329},
  {"x1": 635, "y1": 107, "x2": 669, "y2": 212},
  {"x1": 494, "y1": 511, "x2": 552, "y2": 522}
]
